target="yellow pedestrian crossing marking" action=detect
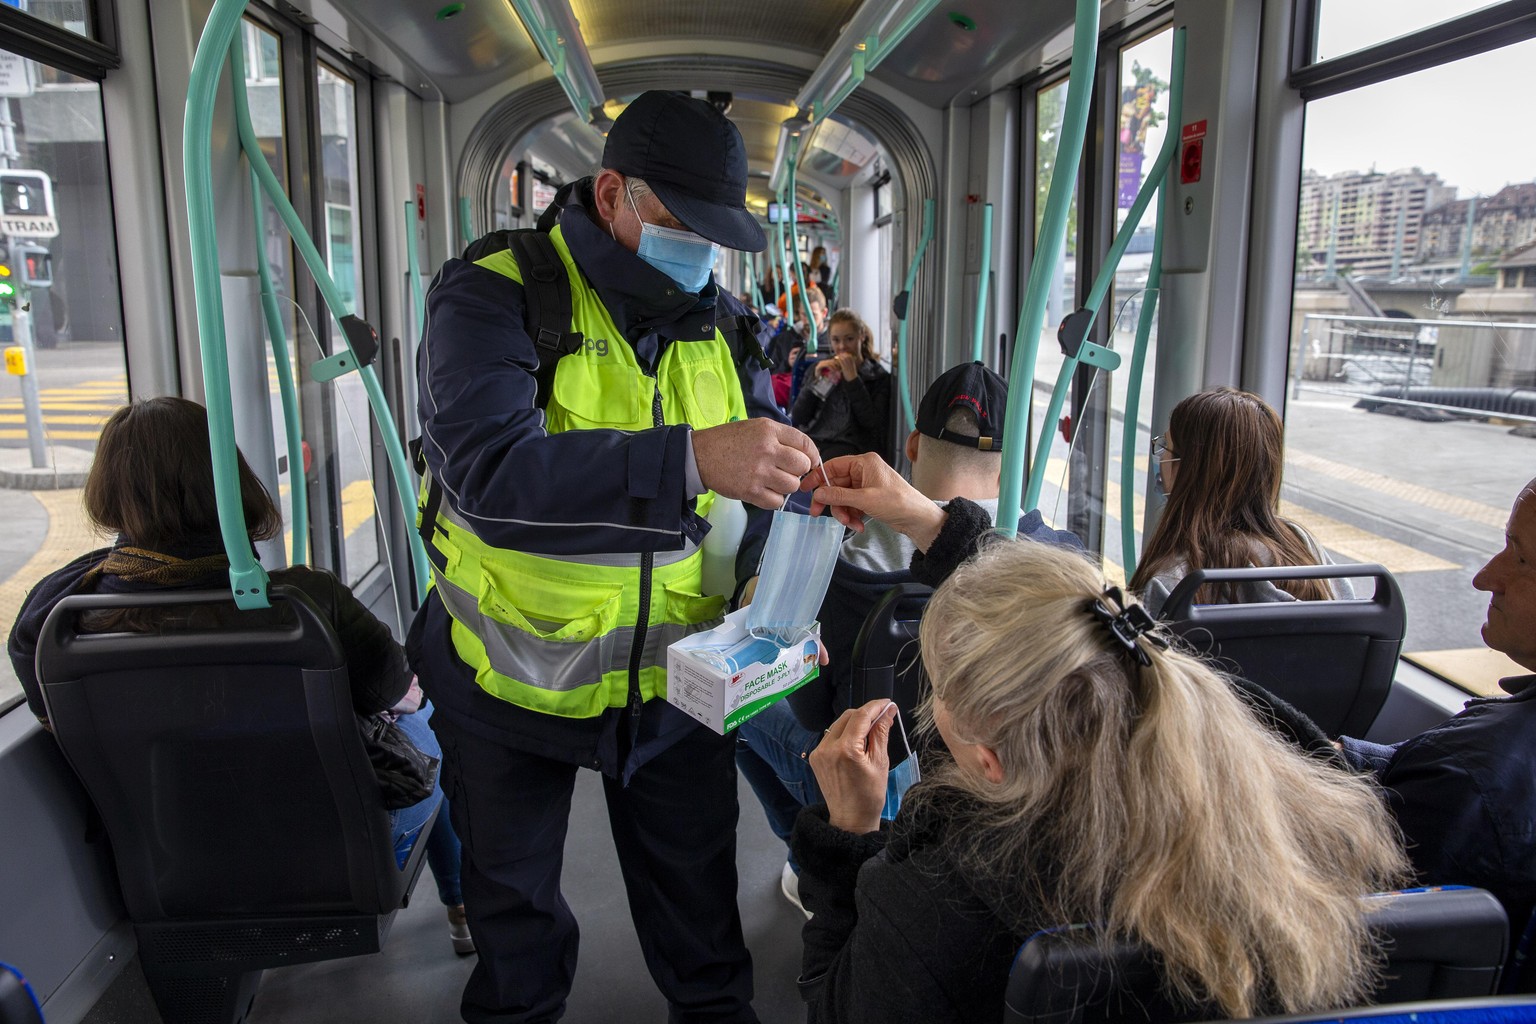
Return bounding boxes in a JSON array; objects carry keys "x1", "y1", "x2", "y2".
[
  {"x1": 0, "y1": 375, "x2": 127, "y2": 445},
  {"x1": 1285, "y1": 450, "x2": 1508, "y2": 529},
  {"x1": 340, "y1": 479, "x2": 377, "y2": 531}
]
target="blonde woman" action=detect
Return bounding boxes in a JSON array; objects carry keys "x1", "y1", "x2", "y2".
[{"x1": 792, "y1": 470, "x2": 1408, "y2": 1022}]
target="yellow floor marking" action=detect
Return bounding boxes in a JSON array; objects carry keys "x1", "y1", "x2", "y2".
[
  {"x1": 1405, "y1": 647, "x2": 1525, "y2": 698},
  {"x1": 0, "y1": 414, "x2": 112, "y2": 425},
  {"x1": 1286, "y1": 450, "x2": 1508, "y2": 529},
  {"x1": 0, "y1": 403, "x2": 123, "y2": 413},
  {"x1": 1279, "y1": 501, "x2": 1457, "y2": 573},
  {"x1": 340, "y1": 479, "x2": 377, "y2": 534},
  {"x1": 0, "y1": 490, "x2": 102, "y2": 654},
  {"x1": 0, "y1": 429, "x2": 106, "y2": 440}
]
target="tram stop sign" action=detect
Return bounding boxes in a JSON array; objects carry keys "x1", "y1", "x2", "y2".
[{"x1": 0, "y1": 170, "x2": 59, "y2": 239}]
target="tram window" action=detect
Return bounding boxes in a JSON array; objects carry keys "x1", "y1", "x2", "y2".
[
  {"x1": 0, "y1": 47, "x2": 129, "y2": 713},
  {"x1": 241, "y1": 18, "x2": 303, "y2": 551},
  {"x1": 1285, "y1": 33, "x2": 1536, "y2": 695},
  {"x1": 1312, "y1": 1, "x2": 1507, "y2": 64},
  {"x1": 4, "y1": 0, "x2": 100, "y2": 41},
  {"x1": 315, "y1": 60, "x2": 378, "y2": 587},
  {"x1": 1103, "y1": 27, "x2": 1173, "y2": 584},
  {"x1": 1026, "y1": 76, "x2": 1082, "y2": 530}
]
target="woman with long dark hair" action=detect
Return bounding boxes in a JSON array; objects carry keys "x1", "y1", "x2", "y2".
[
  {"x1": 1130, "y1": 386, "x2": 1349, "y2": 616},
  {"x1": 8, "y1": 397, "x2": 473, "y2": 954},
  {"x1": 792, "y1": 307, "x2": 891, "y2": 461}
]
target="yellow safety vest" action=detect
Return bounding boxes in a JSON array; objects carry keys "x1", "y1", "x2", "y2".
[{"x1": 418, "y1": 226, "x2": 748, "y2": 717}]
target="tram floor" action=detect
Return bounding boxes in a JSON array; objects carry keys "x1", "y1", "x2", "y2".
[{"x1": 247, "y1": 766, "x2": 808, "y2": 1024}]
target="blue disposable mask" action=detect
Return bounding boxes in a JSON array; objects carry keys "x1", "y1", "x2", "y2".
[
  {"x1": 746, "y1": 510, "x2": 843, "y2": 644},
  {"x1": 627, "y1": 183, "x2": 719, "y2": 293}
]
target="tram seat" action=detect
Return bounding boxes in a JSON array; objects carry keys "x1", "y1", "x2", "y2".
[
  {"x1": 1002, "y1": 886, "x2": 1508, "y2": 1024},
  {"x1": 1159, "y1": 564, "x2": 1405, "y2": 738},
  {"x1": 0, "y1": 964, "x2": 44, "y2": 1024},
  {"x1": 849, "y1": 583, "x2": 932, "y2": 763},
  {"x1": 1236, "y1": 995, "x2": 1536, "y2": 1023},
  {"x1": 34, "y1": 585, "x2": 435, "y2": 1024}
]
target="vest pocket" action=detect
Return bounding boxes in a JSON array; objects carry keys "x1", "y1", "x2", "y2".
[
  {"x1": 477, "y1": 569, "x2": 623, "y2": 643},
  {"x1": 662, "y1": 580, "x2": 726, "y2": 628},
  {"x1": 550, "y1": 360, "x2": 651, "y2": 432}
]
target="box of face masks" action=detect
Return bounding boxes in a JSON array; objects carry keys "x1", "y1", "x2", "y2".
[{"x1": 666, "y1": 608, "x2": 821, "y2": 735}]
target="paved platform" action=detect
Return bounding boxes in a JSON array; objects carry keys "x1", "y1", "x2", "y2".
[{"x1": 0, "y1": 444, "x2": 95, "y2": 490}]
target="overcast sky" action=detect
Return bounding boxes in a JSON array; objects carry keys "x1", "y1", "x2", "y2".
[{"x1": 1120, "y1": 2, "x2": 1532, "y2": 202}]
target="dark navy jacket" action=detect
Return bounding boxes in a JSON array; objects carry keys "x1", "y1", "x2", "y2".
[
  {"x1": 1342, "y1": 675, "x2": 1536, "y2": 940},
  {"x1": 410, "y1": 179, "x2": 783, "y2": 778}
]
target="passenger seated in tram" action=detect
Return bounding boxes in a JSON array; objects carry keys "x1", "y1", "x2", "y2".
[
  {"x1": 6, "y1": 397, "x2": 473, "y2": 955},
  {"x1": 791, "y1": 307, "x2": 892, "y2": 462},
  {"x1": 1339, "y1": 477, "x2": 1536, "y2": 967},
  {"x1": 1130, "y1": 386, "x2": 1352, "y2": 617},
  {"x1": 734, "y1": 361, "x2": 1080, "y2": 915},
  {"x1": 791, "y1": 539, "x2": 1408, "y2": 1023}
]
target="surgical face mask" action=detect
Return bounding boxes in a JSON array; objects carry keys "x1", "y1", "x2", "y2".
[
  {"x1": 746, "y1": 510, "x2": 843, "y2": 644},
  {"x1": 627, "y1": 182, "x2": 719, "y2": 293}
]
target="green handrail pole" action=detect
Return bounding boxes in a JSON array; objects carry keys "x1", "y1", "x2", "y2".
[
  {"x1": 996, "y1": 0, "x2": 1099, "y2": 536},
  {"x1": 247, "y1": 163, "x2": 308, "y2": 566},
  {"x1": 971, "y1": 203, "x2": 994, "y2": 362},
  {"x1": 745, "y1": 252, "x2": 764, "y2": 311},
  {"x1": 1120, "y1": 29, "x2": 1185, "y2": 576},
  {"x1": 405, "y1": 200, "x2": 426, "y2": 336},
  {"x1": 895, "y1": 198, "x2": 936, "y2": 436},
  {"x1": 459, "y1": 196, "x2": 474, "y2": 247},
  {"x1": 229, "y1": 41, "x2": 305, "y2": 566},
  {"x1": 188, "y1": 0, "x2": 269, "y2": 608},
  {"x1": 787, "y1": 138, "x2": 817, "y2": 350},
  {"x1": 227, "y1": 35, "x2": 431, "y2": 602}
]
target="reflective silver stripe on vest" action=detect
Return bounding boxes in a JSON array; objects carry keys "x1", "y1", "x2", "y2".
[
  {"x1": 433, "y1": 494, "x2": 700, "y2": 569},
  {"x1": 434, "y1": 571, "x2": 721, "y2": 692}
]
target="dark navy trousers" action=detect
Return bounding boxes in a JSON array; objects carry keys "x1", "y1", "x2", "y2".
[{"x1": 433, "y1": 712, "x2": 758, "y2": 1024}]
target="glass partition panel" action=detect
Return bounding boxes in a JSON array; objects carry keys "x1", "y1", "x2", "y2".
[
  {"x1": 1286, "y1": 36, "x2": 1536, "y2": 694},
  {"x1": 1313, "y1": 1, "x2": 1504, "y2": 64},
  {"x1": 0, "y1": 47, "x2": 128, "y2": 712}
]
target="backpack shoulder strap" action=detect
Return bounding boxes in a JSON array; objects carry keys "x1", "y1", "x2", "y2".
[
  {"x1": 718, "y1": 312, "x2": 771, "y2": 371},
  {"x1": 505, "y1": 228, "x2": 584, "y2": 409}
]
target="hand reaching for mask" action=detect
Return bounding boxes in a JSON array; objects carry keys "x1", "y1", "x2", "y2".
[
  {"x1": 809, "y1": 700, "x2": 896, "y2": 834},
  {"x1": 694, "y1": 419, "x2": 818, "y2": 510},
  {"x1": 803, "y1": 453, "x2": 946, "y2": 551}
]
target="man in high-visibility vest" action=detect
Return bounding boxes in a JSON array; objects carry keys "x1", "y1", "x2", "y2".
[{"x1": 409, "y1": 91, "x2": 818, "y2": 1023}]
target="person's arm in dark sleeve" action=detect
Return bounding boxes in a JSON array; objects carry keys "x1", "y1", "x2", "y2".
[
  {"x1": 1378, "y1": 734, "x2": 1502, "y2": 891},
  {"x1": 791, "y1": 377, "x2": 824, "y2": 428},
  {"x1": 417, "y1": 255, "x2": 695, "y2": 558},
  {"x1": 792, "y1": 807, "x2": 960, "y2": 1024},
  {"x1": 841, "y1": 371, "x2": 885, "y2": 439},
  {"x1": 291, "y1": 567, "x2": 411, "y2": 715},
  {"x1": 909, "y1": 497, "x2": 995, "y2": 588},
  {"x1": 7, "y1": 549, "x2": 110, "y2": 726}
]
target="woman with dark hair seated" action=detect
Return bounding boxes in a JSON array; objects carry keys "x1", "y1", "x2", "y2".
[
  {"x1": 7, "y1": 396, "x2": 473, "y2": 954},
  {"x1": 791, "y1": 457, "x2": 1409, "y2": 1023},
  {"x1": 1130, "y1": 386, "x2": 1351, "y2": 616}
]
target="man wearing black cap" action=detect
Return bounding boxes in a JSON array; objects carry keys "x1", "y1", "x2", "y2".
[
  {"x1": 410, "y1": 91, "x2": 816, "y2": 1023},
  {"x1": 731, "y1": 362, "x2": 1081, "y2": 912}
]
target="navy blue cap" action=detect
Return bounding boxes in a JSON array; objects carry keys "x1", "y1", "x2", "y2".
[
  {"x1": 916, "y1": 361, "x2": 1008, "y2": 451},
  {"x1": 603, "y1": 91, "x2": 766, "y2": 252}
]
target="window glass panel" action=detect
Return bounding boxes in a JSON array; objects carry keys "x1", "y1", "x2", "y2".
[
  {"x1": 1286, "y1": 37, "x2": 1536, "y2": 695},
  {"x1": 240, "y1": 18, "x2": 303, "y2": 562},
  {"x1": 0, "y1": 48, "x2": 128, "y2": 712},
  {"x1": 1105, "y1": 28, "x2": 1173, "y2": 584},
  {"x1": 316, "y1": 61, "x2": 376, "y2": 586},
  {"x1": 5, "y1": 0, "x2": 95, "y2": 41},
  {"x1": 1313, "y1": 1, "x2": 1503, "y2": 64},
  {"x1": 1029, "y1": 77, "x2": 1081, "y2": 533}
]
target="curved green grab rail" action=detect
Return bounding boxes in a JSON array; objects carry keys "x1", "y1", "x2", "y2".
[
  {"x1": 186, "y1": 0, "x2": 268, "y2": 607},
  {"x1": 1022, "y1": 27, "x2": 1186, "y2": 516},
  {"x1": 459, "y1": 196, "x2": 474, "y2": 248},
  {"x1": 223, "y1": 29, "x2": 430, "y2": 603},
  {"x1": 971, "y1": 203, "x2": 994, "y2": 362},
  {"x1": 247, "y1": 162, "x2": 308, "y2": 567},
  {"x1": 894, "y1": 198, "x2": 935, "y2": 436},
  {"x1": 995, "y1": 0, "x2": 1098, "y2": 538},
  {"x1": 405, "y1": 200, "x2": 426, "y2": 336},
  {"x1": 786, "y1": 138, "x2": 817, "y2": 351},
  {"x1": 1120, "y1": 29, "x2": 1186, "y2": 576}
]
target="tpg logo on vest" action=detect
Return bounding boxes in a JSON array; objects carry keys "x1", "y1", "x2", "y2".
[{"x1": 583, "y1": 337, "x2": 610, "y2": 357}]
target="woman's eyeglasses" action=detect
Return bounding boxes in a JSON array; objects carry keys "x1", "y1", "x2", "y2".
[{"x1": 1151, "y1": 435, "x2": 1180, "y2": 462}]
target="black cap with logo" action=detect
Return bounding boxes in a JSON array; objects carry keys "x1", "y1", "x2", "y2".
[
  {"x1": 916, "y1": 361, "x2": 1009, "y2": 451},
  {"x1": 602, "y1": 91, "x2": 766, "y2": 253}
]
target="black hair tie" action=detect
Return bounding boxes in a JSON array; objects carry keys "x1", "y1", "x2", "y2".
[{"x1": 1087, "y1": 586, "x2": 1169, "y2": 667}]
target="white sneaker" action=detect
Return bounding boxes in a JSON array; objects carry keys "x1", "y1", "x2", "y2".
[
  {"x1": 447, "y1": 904, "x2": 475, "y2": 955},
  {"x1": 780, "y1": 862, "x2": 811, "y2": 920}
]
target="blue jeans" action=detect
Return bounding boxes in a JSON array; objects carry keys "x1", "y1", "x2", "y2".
[
  {"x1": 390, "y1": 701, "x2": 463, "y2": 906},
  {"x1": 735, "y1": 699, "x2": 917, "y2": 872}
]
